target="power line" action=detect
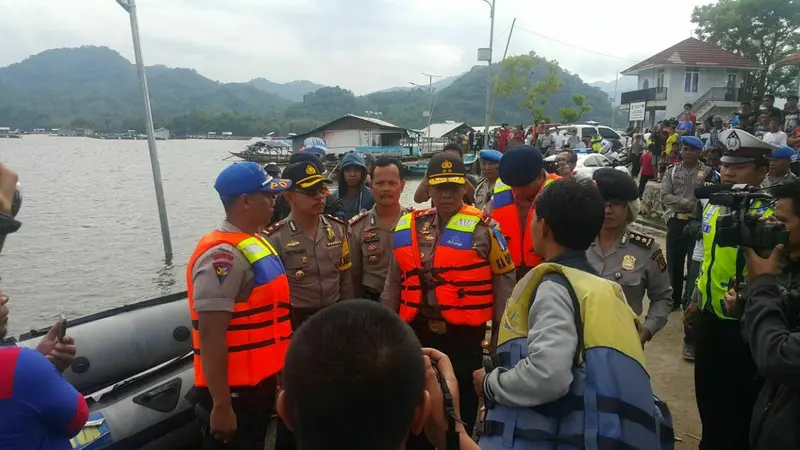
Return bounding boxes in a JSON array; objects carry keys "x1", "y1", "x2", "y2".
[{"x1": 515, "y1": 26, "x2": 639, "y2": 63}]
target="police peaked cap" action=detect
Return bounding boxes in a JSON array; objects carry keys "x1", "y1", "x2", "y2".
[
  {"x1": 499, "y1": 145, "x2": 544, "y2": 187},
  {"x1": 592, "y1": 168, "x2": 639, "y2": 202}
]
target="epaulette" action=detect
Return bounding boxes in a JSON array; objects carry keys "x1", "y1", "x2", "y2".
[
  {"x1": 628, "y1": 231, "x2": 654, "y2": 249},
  {"x1": 414, "y1": 208, "x2": 436, "y2": 218},
  {"x1": 348, "y1": 211, "x2": 369, "y2": 227},
  {"x1": 263, "y1": 221, "x2": 284, "y2": 236},
  {"x1": 324, "y1": 214, "x2": 348, "y2": 227}
]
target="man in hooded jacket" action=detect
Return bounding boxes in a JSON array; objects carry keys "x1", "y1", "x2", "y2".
[{"x1": 335, "y1": 152, "x2": 375, "y2": 221}]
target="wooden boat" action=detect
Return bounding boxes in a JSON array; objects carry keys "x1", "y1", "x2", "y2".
[{"x1": 230, "y1": 140, "x2": 294, "y2": 164}]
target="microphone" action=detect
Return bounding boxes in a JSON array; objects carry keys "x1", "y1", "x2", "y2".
[{"x1": 695, "y1": 183, "x2": 734, "y2": 199}]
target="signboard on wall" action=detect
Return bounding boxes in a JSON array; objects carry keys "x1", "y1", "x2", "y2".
[{"x1": 628, "y1": 102, "x2": 646, "y2": 121}]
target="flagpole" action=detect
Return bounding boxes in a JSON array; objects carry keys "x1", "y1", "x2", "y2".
[{"x1": 116, "y1": 0, "x2": 173, "y2": 263}]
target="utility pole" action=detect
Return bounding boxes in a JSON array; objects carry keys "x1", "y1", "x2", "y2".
[
  {"x1": 611, "y1": 70, "x2": 620, "y2": 129},
  {"x1": 488, "y1": 18, "x2": 516, "y2": 129},
  {"x1": 115, "y1": 0, "x2": 173, "y2": 262},
  {"x1": 480, "y1": 0, "x2": 496, "y2": 149}
]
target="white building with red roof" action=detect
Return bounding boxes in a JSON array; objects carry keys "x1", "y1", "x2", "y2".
[{"x1": 620, "y1": 37, "x2": 762, "y2": 124}]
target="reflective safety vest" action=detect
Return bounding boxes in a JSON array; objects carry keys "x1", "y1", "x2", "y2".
[
  {"x1": 187, "y1": 231, "x2": 292, "y2": 388},
  {"x1": 590, "y1": 135, "x2": 604, "y2": 152},
  {"x1": 393, "y1": 205, "x2": 493, "y2": 326},
  {"x1": 696, "y1": 201, "x2": 774, "y2": 320},
  {"x1": 479, "y1": 263, "x2": 674, "y2": 450},
  {"x1": 492, "y1": 174, "x2": 560, "y2": 268}
]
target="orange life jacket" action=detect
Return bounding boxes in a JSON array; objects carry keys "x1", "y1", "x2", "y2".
[
  {"x1": 187, "y1": 231, "x2": 292, "y2": 388},
  {"x1": 392, "y1": 205, "x2": 494, "y2": 326},
  {"x1": 491, "y1": 173, "x2": 560, "y2": 268}
]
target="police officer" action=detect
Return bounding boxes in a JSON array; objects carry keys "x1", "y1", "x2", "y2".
[
  {"x1": 474, "y1": 149, "x2": 502, "y2": 210},
  {"x1": 264, "y1": 160, "x2": 354, "y2": 450},
  {"x1": 685, "y1": 129, "x2": 776, "y2": 450},
  {"x1": 590, "y1": 132, "x2": 603, "y2": 153},
  {"x1": 270, "y1": 152, "x2": 343, "y2": 224},
  {"x1": 587, "y1": 168, "x2": 673, "y2": 345},
  {"x1": 381, "y1": 152, "x2": 517, "y2": 450},
  {"x1": 484, "y1": 145, "x2": 560, "y2": 280},
  {"x1": 349, "y1": 157, "x2": 411, "y2": 300},
  {"x1": 263, "y1": 161, "x2": 355, "y2": 329},
  {"x1": 660, "y1": 135, "x2": 712, "y2": 311},
  {"x1": 187, "y1": 162, "x2": 293, "y2": 449}
]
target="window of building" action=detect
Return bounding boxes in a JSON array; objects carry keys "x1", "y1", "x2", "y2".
[
  {"x1": 684, "y1": 68, "x2": 699, "y2": 93},
  {"x1": 656, "y1": 69, "x2": 665, "y2": 88},
  {"x1": 643, "y1": 79, "x2": 650, "y2": 89}
]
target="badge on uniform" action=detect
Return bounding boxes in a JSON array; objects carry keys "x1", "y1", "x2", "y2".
[
  {"x1": 367, "y1": 243, "x2": 378, "y2": 251},
  {"x1": 364, "y1": 231, "x2": 378, "y2": 240},
  {"x1": 652, "y1": 249, "x2": 667, "y2": 273},
  {"x1": 212, "y1": 261, "x2": 232, "y2": 284},
  {"x1": 295, "y1": 269, "x2": 305, "y2": 280},
  {"x1": 622, "y1": 255, "x2": 636, "y2": 271},
  {"x1": 327, "y1": 227, "x2": 336, "y2": 242},
  {"x1": 287, "y1": 241, "x2": 300, "y2": 248},
  {"x1": 368, "y1": 255, "x2": 378, "y2": 264},
  {"x1": 428, "y1": 319, "x2": 447, "y2": 334}
]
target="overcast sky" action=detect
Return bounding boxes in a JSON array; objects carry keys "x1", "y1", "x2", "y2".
[{"x1": 0, "y1": 0, "x2": 714, "y2": 94}]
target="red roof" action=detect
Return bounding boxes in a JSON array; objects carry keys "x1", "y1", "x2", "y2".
[{"x1": 621, "y1": 38, "x2": 761, "y2": 75}]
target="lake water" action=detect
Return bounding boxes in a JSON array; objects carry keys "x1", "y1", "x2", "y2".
[{"x1": 0, "y1": 136, "x2": 423, "y2": 335}]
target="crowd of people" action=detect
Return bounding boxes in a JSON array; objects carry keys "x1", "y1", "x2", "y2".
[{"x1": 3, "y1": 109, "x2": 800, "y2": 450}]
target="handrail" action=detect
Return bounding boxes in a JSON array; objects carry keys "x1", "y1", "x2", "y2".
[
  {"x1": 621, "y1": 87, "x2": 668, "y2": 104},
  {"x1": 692, "y1": 87, "x2": 747, "y2": 114}
]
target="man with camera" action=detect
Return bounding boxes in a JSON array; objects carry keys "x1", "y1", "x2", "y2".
[
  {"x1": 742, "y1": 180, "x2": 800, "y2": 450},
  {"x1": 686, "y1": 129, "x2": 777, "y2": 450}
]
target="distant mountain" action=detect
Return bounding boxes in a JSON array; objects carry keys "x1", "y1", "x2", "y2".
[
  {"x1": 376, "y1": 75, "x2": 460, "y2": 94},
  {"x1": 0, "y1": 46, "x2": 290, "y2": 131},
  {"x1": 0, "y1": 46, "x2": 624, "y2": 135},
  {"x1": 589, "y1": 77, "x2": 638, "y2": 105},
  {"x1": 248, "y1": 78, "x2": 326, "y2": 102}
]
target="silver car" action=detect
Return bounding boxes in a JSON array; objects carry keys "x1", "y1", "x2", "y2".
[{"x1": 544, "y1": 152, "x2": 631, "y2": 178}]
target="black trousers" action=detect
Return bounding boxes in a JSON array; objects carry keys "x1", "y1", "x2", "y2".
[
  {"x1": 666, "y1": 218, "x2": 693, "y2": 310},
  {"x1": 682, "y1": 259, "x2": 702, "y2": 345},
  {"x1": 631, "y1": 153, "x2": 642, "y2": 178},
  {"x1": 638, "y1": 175, "x2": 653, "y2": 199},
  {"x1": 195, "y1": 377, "x2": 277, "y2": 450},
  {"x1": 405, "y1": 316, "x2": 485, "y2": 450},
  {"x1": 694, "y1": 311, "x2": 759, "y2": 450}
]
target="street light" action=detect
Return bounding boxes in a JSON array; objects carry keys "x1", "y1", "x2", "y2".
[
  {"x1": 480, "y1": 0, "x2": 496, "y2": 149},
  {"x1": 115, "y1": 0, "x2": 173, "y2": 262},
  {"x1": 414, "y1": 73, "x2": 439, "y2": 153}
]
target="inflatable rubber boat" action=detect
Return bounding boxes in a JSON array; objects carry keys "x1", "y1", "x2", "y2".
[{"x1": 4, "y1": 291, "x2": 201, "y2": 449}]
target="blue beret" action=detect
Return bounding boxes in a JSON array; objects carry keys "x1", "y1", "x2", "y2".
[
  {"x1": 680, "y1": 136, "x2": 704, "y2": 150},
  {"x1": 499, "y1": 145, "x2": 543, "y2": 187},
  {"x1": 772, "y1": 146, "x2": 795, "y2": 159},
  {"x1": 479, "y1": 149, "x2": 502, "y2": 163}
]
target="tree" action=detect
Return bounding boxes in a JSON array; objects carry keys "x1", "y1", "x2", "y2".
[
  {"x1": 691, "y1": 0, "x2": 800, "y2": 97},
  {"x1": 494, "y1": 52, "x2": 565, "y2": 123},
  {"x1": 558, "y1": 95, "x2": 594, "y2": 124}
]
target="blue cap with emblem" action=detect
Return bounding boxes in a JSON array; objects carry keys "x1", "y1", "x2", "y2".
[
  {"x1": 680, "y1": 135, "x2": 704, "y2": 150},
  {"x1": 771, "y1": 146, "x2": 795, "y2": 159},
  {"x1": 479, "y1": 149, "x2": 502, "y2": 163},
  {"x1": 214, "y1": 162, "x2": 291, "y2": 201}
]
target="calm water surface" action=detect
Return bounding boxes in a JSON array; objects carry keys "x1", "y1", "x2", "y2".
[{"x1": 1, "y1": 136, "x2": 422, "y2": 335}]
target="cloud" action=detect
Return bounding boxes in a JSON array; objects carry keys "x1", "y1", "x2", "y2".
[{"x1": 0, "y1": 0, "x2": 715, "y2": 94}]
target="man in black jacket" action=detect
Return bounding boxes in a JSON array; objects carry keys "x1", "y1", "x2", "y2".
[{"x1": 743, "y1": 179, "x2": 800, "y2": 450}]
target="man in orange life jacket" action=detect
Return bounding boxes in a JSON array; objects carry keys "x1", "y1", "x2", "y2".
[
  {"x1": 483, "y1": 145, "x2": 561, "y2": 280},
  {"x1": 187, "y1": 162, "x2": 293, "y2": 450},
  {"x1": 381, "y1": 152, "x2": 517, "y2": 450}
]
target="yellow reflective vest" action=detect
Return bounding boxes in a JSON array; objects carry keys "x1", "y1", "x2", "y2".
[{"x1": 696, "y1": 201, "x2": 774, "y2": 320}]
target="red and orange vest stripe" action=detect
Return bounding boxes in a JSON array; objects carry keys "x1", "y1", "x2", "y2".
[
  {"x1": 392, "y1": 205, "x2": 493, "y2": 326},
  {"x1": 491, "y1": 173, "x2": 560, "y2": 268},
  {"x1": 187, "y1": 231, "x2": 292, "y2": 388}
]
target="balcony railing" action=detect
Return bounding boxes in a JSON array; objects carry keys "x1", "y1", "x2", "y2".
[
  {"x1": 692, "y1": 87, "x2": 747, "y2": 114},
  {"x1": 621, "y1": 87, "x2": 668, "y2": 105}
]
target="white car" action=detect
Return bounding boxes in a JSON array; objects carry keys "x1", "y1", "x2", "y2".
[{"x1": 544, "y1": 152, "x2": 631, "y2": 178}]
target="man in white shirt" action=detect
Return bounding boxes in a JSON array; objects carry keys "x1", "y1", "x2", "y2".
[
  {"x1": 763, "y1": 116, "x2": 788, "y2": 147},
  {"x1": 550, "y1": 130, "x2": 564, "y2": 150}
]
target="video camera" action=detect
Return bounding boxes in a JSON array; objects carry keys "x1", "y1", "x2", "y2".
[{"x1": 709, "y1": 184, "x2": 788, "y2": 255}]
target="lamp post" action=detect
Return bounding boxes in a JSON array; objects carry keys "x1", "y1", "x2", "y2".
[
  {"x1": 115, "y1": 0, "x2": 173, "y2": 262},
  {"x1": 480, "y1": 0, "x2": 496, "y2": 149},
  {"x1": 412, "y1": 73, "x2": 440, "y2": 153}
]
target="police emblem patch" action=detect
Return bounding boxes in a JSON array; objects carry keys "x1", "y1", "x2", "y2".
[
  {"x1": 622, "y1": 255, "x2": 636, "y2": 271},
  {"x1": 212, "y1": 261, "x2": 232, "y2": 284},
  {"x1": 726, "y1": 131, "x2": 741, "y2": 151}
]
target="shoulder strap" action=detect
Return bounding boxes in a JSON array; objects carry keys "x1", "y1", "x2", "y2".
[{"x1": 532, "y1": 273, "x2": 584, "y2": 367}]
